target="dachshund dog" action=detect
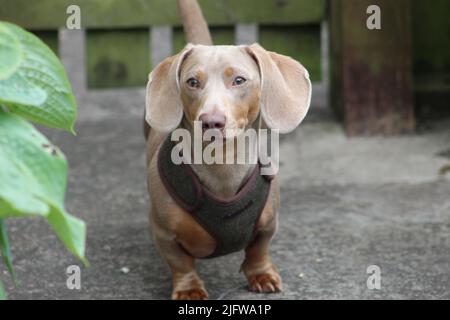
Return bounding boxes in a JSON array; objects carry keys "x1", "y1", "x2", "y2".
[{"x1": 144, "y1": 0, "x2": 311, "y2": 300}]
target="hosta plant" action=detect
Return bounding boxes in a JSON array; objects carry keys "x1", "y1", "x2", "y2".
[{"x1": 0, "y1": 21, "x2": 87, "y2": 299}]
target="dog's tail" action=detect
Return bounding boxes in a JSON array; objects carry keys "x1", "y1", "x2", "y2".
[{"x1": 177, "y1": 0, "x2": 212, "y2": 45}]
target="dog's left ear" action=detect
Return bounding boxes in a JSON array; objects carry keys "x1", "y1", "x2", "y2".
[{"x1": 245, "y1": 43, "x2": 312, "y2": 134}]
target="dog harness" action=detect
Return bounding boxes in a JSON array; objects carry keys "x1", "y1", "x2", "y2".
[{"x1": 158, "y1": 135, "x2": 273, "y2": 258}]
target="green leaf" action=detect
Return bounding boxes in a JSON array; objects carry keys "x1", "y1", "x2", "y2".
[
  {"x1": 0, "y1": 276, "x2": 5, "y2": 300},
  {"x1": 0, "y1": 23, "x2": 21, "y2": 80},
  {"x1": 0, "y1": 110, "x2": 87, "y2": 264},
  {"x1": 0, "y1": 21, "x2": 77, "y2": 133},
  {"x1": 0, "y1": 219, "x2": 16, "y2": 283},
  {"x1": 0, "y1": 73, "x2": 47, "y2": 107}
]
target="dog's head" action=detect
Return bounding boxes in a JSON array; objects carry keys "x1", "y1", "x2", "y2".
[{"x1": 145, "y1": 43, "x2": 311, "y2": 138}]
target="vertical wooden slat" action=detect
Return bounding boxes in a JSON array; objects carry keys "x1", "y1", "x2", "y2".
[
  {"x1": 331, "y1": 0, "x2": 415, "y2": 135},
  {"x1": 330, "y1": 0, "x2": 344, "y2": 120},
  {"x1": 59, "y1": 28, "x2": 86, "y2": 99},
  {"x1": 320, "y1": 20, "x2": 329, "y2": 106},
  {"x1": 312, "y1": 20, "x2": 330, "y2": 108},
  {"x1": 151, "y1": 26, "x2": 173, "y2": 67},
  {"x1": 235, "y1": 23, "x2": 258, "y2": 45}
]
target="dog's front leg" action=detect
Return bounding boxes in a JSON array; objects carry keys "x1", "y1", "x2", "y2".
[
  {"x1": 169, "y1": 256, "x2": 208, "y2": 300},
  {"x1": 159, "y1": 238, "x2": 208, "y2": 300},
  {"x1": 150, "y1": 211, "x2": 208, "y2": 300},
  {"x1": 240, "y1": 208, "x2": 282, "y2": 293}
]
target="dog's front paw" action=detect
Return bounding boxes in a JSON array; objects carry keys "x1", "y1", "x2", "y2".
[
  {"x1": 248, "y1": 273, "x2": 282, "y2": 293},
  {"x1": 172, "y1": 288, "x2": 209, "y2": 300}
]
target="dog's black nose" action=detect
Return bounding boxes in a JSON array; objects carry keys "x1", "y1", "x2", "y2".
[{"x1": 199, "y1": 113, "x2": 226, "y2": 131}]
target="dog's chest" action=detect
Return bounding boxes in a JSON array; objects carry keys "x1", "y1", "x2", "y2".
[
  {"x1": 158, "y1": 136, "x2": 272, "y2": 258},
  {"x1": 191, "y1": 164, "x2": 254, "y2": 197}
]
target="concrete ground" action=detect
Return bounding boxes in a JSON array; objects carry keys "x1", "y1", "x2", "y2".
[{"x1": 2, "y1": 89, "x2": 450, "y2": 300}]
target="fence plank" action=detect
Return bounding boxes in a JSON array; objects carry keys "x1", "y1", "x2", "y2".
[
  {"x1": 85, "y1": 23, "x2": 323, "y2": 89},
  {"x1": 412, "y1": 0, "x2": 450, "y2": 121},
  {"x1": 259, "y1": 25, "x2": 321, "y2": 82},
  {"x1": 86, "y1": 29, "x2": 151, "y2": 88},
  {"x1": 412, "y1": 0, "x2": 450, "y2": 76},
  {"x1": 330, "y1": 0, "x2": 414, "y2": 135},
  {"x1": 0, "y1": 0, "x2": 325, "y2": 29},
  {"x1": 59, "y1": 29, "x2": 86, "y2": 98},
  {"x1": 151, "y1": 26, "x2": 173, "y2": 66},
  {"x1": 235, "y1": 23, "x2": 258, "y2": 45}
]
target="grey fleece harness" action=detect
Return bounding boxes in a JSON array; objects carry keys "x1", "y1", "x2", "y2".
[{"x1": 158, "y1": 135, "x2": 273, "y2": 258}]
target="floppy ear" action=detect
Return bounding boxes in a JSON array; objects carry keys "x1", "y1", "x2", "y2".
[
  {"x1": 145, "y1": 45, "x2": 193, "y2": 132},
  {"x1": 246, "y1": 43, "x2": 312, "y2": 134}
]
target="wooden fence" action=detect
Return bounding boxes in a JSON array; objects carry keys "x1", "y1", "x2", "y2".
[
  {"x1": 1, "y1": 0, "x2": 449, "y2": 135},
  {"x1": 0, "y1": 0, "x2": 327, "y2": 94},
  {"x1": 330, "y1": 0, "x2": 450, "y2": 134}
]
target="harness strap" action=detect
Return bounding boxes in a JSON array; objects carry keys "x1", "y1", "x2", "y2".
[{"x1": 158, "y1": 135, "x2": 272, "y2": 258}]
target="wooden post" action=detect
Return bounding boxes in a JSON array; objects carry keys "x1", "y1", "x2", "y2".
[{"x1": 331, "y1": 0, "x2": 415, "y2": 135}]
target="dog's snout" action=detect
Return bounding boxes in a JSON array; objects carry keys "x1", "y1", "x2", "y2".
[{"x1": 199, "y1": 113, "x2": 226, "y2": 131}]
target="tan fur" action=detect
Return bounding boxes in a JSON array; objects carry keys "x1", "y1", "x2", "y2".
[
  {"x1": 177, "y1": 0, "x2": 212, "y2": 45},
  {"x1": 245, "y1": 44, "x2": 312, "y2": 134},
  {"x1": 224, "y1": 67, "x2": 234, "y2": 78},
  {"x1": 145, "y1": 42, "x2": 310, "y2": 299}
]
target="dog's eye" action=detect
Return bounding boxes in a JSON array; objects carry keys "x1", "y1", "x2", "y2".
[
  {"x1": 186, "y1": 77, "x2": 200, "y2": 88},
  {"x1": 232, "y1": 76, "x2": 247, "y2": 86}
]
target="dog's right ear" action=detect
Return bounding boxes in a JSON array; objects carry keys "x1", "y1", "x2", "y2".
[{"x1": 145, "y1": 45, "x2": 193, "y2": 132}]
